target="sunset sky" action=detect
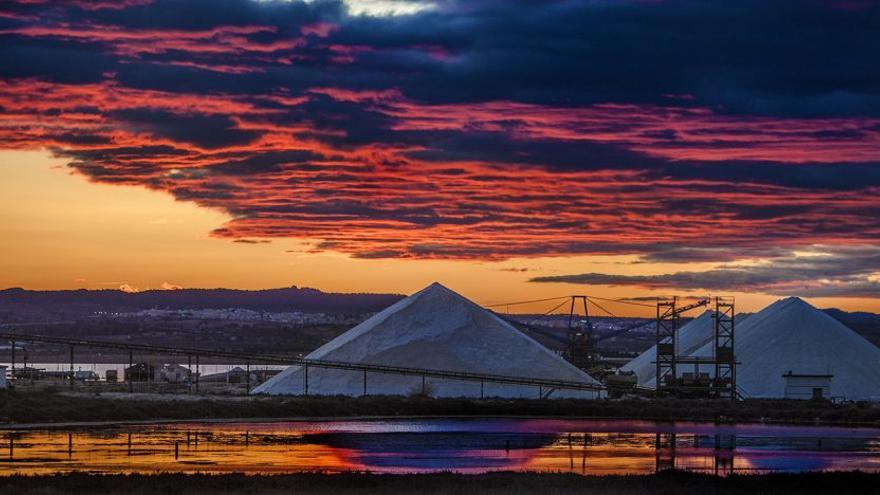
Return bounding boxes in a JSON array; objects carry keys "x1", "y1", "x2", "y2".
[{"x1": 1, "y1": 0, "x2": 879, "y2": 315}]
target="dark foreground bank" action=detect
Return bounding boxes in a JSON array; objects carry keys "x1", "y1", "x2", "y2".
[
  {"x1": 2, "y1": 390, "x2": 880, "y2": 426},
  {"x1": 2, "y1": 471, "x2": 880, "y2": 495}
]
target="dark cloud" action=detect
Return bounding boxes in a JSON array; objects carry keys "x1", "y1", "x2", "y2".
[
  {"x1": 2, "y1": 0, "x2": 877, "y2": 116},
  {"x1": 530, "y1": 246, "x2": 880, "y2": 298},
  {"x1": 407, "y1": 132, "x2": 667, "y2": 171},
  {"x1": 232, "y1": 238, "x2": 271, "y2": 244},
  {"x1": 653, "y1": 162, "x2": 880, "y2": 191},
  {"x1": 112, "y1": 109, "x2": 261, "y2": 149},
  {"x1": 351, "y1": 249, "x2": 404, "y2": 259},
  {"x1": 634, "y1": 245, "x2": 794, "y2": 264},
  {"x1": 0, "y1": 42, "x2": 118, "y2": 83},
  {"x1": 209, "y1": 150, "x2": 324, "y2": 176},
  {"x1": 291, "y1": 95, "x2": 403, "y2": 147}
]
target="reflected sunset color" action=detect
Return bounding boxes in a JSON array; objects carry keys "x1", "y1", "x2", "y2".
[{"x1": 2, "y1": 419, "x2": 880, "y2": 476}]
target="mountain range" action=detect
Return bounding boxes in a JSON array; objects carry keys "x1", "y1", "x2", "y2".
[
  {"x1": 2, "y1": 287, "x2": 878, "y2": 344},
  {"x1": 0, "y1": 286, "x2": 404, "y2": 315}
]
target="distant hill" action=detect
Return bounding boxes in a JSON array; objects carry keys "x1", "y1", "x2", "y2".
[
  {"x1": 0, "y1": 286, "x2": 404, "y2": 315},
  {"x1": 825, "y1": 308, "x2": 880, "y2": 347}
]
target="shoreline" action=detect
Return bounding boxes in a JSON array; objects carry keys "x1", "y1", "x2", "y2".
[
  {"x1": 5, "y1": 412, "x2": 880, "y2": 431},
  {"x1": 3, "y1": 390, "x2": 880, "y2": 429},
  {"x1": 1, "y1": 471, "x2": 879, "y2": 494}
]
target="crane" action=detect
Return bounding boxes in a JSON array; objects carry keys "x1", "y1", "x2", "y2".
[
  {"x1": 668, "y1": 298, "x2": 710, "y2": 316},
  {"x1": 495, "y1": 296, "x2": 709, "y2": 373},
  {"x1": 491, "y1": 294, "x2": 728, "y2": 398},
  {"x1": 561, "y1": 295, "x2": 711, "y2": 372}
]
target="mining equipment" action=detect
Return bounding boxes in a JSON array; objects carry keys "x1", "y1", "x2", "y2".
[
  {"x1": 562, "y1": 296, "x2": 595, "y2": 370},
  {"x1": 655, "y1": 296, "x2": 736, "y2": 399},
  {"x1": 603, "y1": 370, "x2": 638, "y2": 398},
  {"x1": 492, "y1": 292, "x2": 736, "y2": 399},
  {"x1": 494, "y1": 295, "x2": 657, "y2": 388},
  {"x1": 562, "y1": 299, "x2": 656, "y2": 372}
]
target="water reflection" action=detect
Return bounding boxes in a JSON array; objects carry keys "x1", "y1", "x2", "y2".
[{"x1": 1, "y1": 419, "x2": 879, "y2": 476}]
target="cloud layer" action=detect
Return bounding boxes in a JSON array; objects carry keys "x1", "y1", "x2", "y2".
[
  {"x1": 1, "y1": 0, "x2": 879, "y2": 294},
  {"x1": 531, "y1": 246, "x2": 880, "y2": 298}
]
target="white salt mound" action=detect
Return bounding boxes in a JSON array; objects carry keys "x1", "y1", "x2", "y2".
[
  {"x1": 621, "y1": 296, "x2": 880, "y2": 400},
  {"x1": 688, "y1": 297, "x2": 880, "y2": 400},
  {"x1": 252, "y1": 282, "x2": 602, "y2": 398}
]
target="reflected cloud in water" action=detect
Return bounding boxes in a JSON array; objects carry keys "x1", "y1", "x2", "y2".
[{"x1": 1, "y1": 419, "x2": 879, "y2": 476}]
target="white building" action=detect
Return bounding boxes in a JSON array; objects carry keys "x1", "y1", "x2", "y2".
[{"x1": 782, "y1": 372, "x2": 833, "y2": 400}]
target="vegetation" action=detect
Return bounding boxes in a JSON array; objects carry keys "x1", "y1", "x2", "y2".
[
  {"x1": 2, "y1": 389, "x2": 880, "y2": 426},
  {"x1": 1, "y1": 471, "x2": 879, "y2": 495}
]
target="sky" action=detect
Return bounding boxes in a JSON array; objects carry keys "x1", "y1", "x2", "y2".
[{"x1": 1, "y1": 0, "x2": 879, "y2": 315}]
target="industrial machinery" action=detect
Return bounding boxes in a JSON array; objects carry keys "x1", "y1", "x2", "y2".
[
  {"x1": 603, "y1": 371, "x2": 638, "y2": 398},
  {"x1": 655, "y1": 296, "x2": 736, "y2": 399},
  {"x1": 562, "y1": 296, "x2": 595, "y2": 370},
  {"x1": 495, "y1": 296, "x2": 656, "y2": 375},
  {"x1": 655, "y1": 296, "x2": 710, "y2": 395},
  {"x1": 489, "y1": 292, "x2": 736, "y2": 400}
]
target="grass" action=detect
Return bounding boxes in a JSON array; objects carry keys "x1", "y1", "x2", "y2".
[
  {"x1": 1, "y1": 471, "x2": 879, "y2": 495},
  {"x1": 2, "y1": 389, "x2": 880, "y2": 426}
]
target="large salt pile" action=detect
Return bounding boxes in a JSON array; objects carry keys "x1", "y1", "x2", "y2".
[
  {"x1": 252, "y1": 282, "x2": 602, "y2": 398},
  {"x1": 687, "y1": 297, "x2": 880, "y2": 400},
  {"x1": 620, "y1": 310, "x2": 717, "y2": 388}
]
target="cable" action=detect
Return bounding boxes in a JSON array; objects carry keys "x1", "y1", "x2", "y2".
[
  {"x1": 587, "y1": 298, "x2": 619, "y2": 319},
  {"x1": 543, "y1": 299, "x2": 570, "y2": 316},
  {"x1": 485, "y1": 294, "x2": 654, "y2": 310},
  {"x1": 582, "y1": 295, "x2": 655, "y2": 308},
  {"x1": 483, "y1": 296, "x2": 569, "y2": 308}
]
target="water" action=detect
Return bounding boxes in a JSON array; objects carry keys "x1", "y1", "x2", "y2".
[{"x1": 1, "y1": 419, "x2": 879, "y2": 476}]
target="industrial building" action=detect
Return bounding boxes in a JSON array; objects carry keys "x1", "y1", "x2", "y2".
[
  {"x1": 253, "y1": 282, "x2": 602, "y2": 398},
  {"x1": 200, "y1": 366, "x2": 277, "y2": 384}
]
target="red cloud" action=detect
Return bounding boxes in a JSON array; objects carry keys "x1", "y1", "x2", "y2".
[
  {"x1": 6, "y1": 0, "x2": 154, "y2": 10},
  {"x1": 301, "y1": 22, "x2": 338, "y2": 38},
  {"x1": 1, "y1": 23, "x2": 304, "y2": 58},
  {"x1": 386, "y1": 101, "x2": 880, "y2": 163},
  {"x1": 1, "y1": 78, "x2": 878, "y2": 261}
]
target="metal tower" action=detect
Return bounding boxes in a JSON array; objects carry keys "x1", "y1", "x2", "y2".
[
  {"x1": 655, "y1": 297, "x2": 679, "y2": 394},
  {"x1": 713, "y1": 296, "x2": 736, "y2": 399},
  {"x1": 564, "y1": 296, "x2": 595, "y2": 371},
  {"x1": 655, "y1": 296, "x2": 710, "y2": 396}
]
